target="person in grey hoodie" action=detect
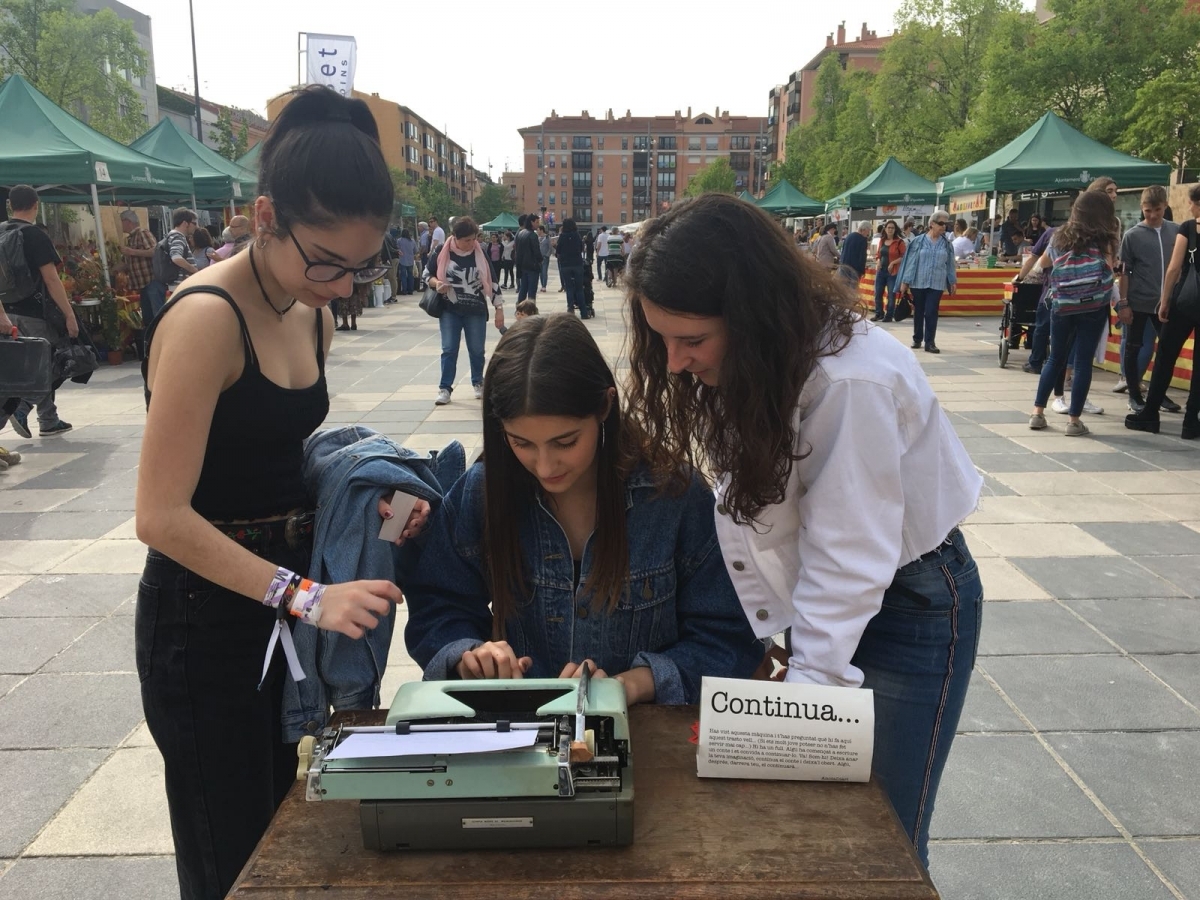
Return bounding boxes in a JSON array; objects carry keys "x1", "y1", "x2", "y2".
[{"x1": 1117, "y1": 186, "x2": 1180, "y2": 413}]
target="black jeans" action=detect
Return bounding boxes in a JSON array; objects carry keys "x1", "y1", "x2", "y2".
[
  {"x1": 137, "y1": 538, "x2": 311, "y2": 900},
  {"x1": 1122, "y1": 310, "x2": 1163, "y2": 401},
  {"x1": 1145, "y1": 310, "x2": 1199, "y2": 416}
]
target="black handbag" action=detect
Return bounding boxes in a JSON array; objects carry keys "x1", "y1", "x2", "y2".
[
  {"x1": 0, "y1": 329, "x2": 53, "y2": 397},
  {"x1": 54, "y1": 337, "x2": 99, "y2": 382},
  {"x1": 893, "y1": 290, "x2": 913, "y2": 322},
  {"x1": 1171, "y1": 229, "x2": 1200, "y2": 320},
  {"x1": 419, "y1": 284, "x2": 445, "y2": 318}
]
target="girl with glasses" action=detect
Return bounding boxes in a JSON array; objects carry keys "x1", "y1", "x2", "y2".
[{"x1": 135, "y1": 86, "x2": 416, "y2": 900}]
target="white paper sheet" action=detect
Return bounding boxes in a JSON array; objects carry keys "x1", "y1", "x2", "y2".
[
  {"x1": 325, "y1": 729, "x2": 538, "y2": 761},
  {"x1": 697, "y1": 676, "x2": 874, "y2": 783}
]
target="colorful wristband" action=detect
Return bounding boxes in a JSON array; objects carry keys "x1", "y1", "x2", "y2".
[
  {"x1": 263, "y1": 568, "x2": 302, "y2": 610},
  {"x1": 288, "y1": 579, "x2": 326, "y2": 626}
]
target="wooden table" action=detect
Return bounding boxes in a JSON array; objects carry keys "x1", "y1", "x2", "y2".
[{"x1": 229, "y1": 706, "x2": 938, "y2": 899}]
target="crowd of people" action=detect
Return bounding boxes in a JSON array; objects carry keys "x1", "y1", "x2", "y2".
[{"x1": 3, "y1": 83, "x2": 1199, "y2": 900}]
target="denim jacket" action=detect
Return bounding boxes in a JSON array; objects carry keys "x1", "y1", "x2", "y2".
[
  {"x1": 281, "y1": 426, "x2": 465, "y2": 742},
  {"x1": 404, "y1": 462, "x2": 762, "y2": 705}
]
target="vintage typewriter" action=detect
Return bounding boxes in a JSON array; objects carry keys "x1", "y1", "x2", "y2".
[{"x1": 301, "y1": 667, "x2": 633, "y2": 850}]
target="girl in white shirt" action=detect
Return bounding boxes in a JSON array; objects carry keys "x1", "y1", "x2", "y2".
[{"x1": 623, "y1": 193, "x2": 983, "y2": 867}]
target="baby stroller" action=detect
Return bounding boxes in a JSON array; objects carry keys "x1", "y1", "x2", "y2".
[{"x1": 999, "y1": 281, "x2": 1041, "y2": 367}]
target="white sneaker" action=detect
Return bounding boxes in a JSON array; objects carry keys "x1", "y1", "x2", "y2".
[
  {"x1": 473, "y1": 384, "x2": 483, "y2": 400},
  {"x1": 435, "y1": 388, "x2": 451, "y2": 405},
  {"x1": 1082, "y1": 399, "x2": 1104, "y2": 415},
  {"x1": 1051, "y1": 396, "x2": 1069, "y2": 414}
]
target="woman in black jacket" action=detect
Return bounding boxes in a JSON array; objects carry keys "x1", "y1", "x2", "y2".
[{"x1": 555, "y1": 218, "x2": 590, "y2": 317}]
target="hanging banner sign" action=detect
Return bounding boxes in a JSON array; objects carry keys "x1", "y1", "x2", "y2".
[
  {"x1": 305, "y1": 34, "x2": 357, "y2": 96},
  {"x1": 876, "y1": 204, "x2": 933, "y2": 218},
  {"x1": 949, "y1": 192, "x2": 988, "y2": 214}
]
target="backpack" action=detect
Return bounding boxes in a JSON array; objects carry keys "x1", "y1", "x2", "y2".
[
  {"x1": 1047, "y1": 245, "x2": 1113, "y2": 314},
  {"x1": 0, "y1": 221, "x2": 42, "y2": 307},
  {"x1": 151, "y1": 235, "x2": 175, "y2": 284}
]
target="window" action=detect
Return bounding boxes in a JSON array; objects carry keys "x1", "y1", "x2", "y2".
[
  {"x1": 537, "y1": 192, "x2": 544, "y2": 204},
  {"x1": 657, "y1": 172, "x2": 676, "y2": 188},
  {"x1": 597, "y1": 155, "x2": 604, "y2": 167},
  {"x1": 621, "y1": 192, "x2": 628, "y2": 204},
  {"x1": 572, "y1": 136, "x2": 593, "y2": 149},
  {"x1": 688, "y1": 155, "x2": 701, "y2": 164},
  {"x1": 621, "y1": 173, "x2": 628, "y2": 187},
  {"x1": 730, "y1": 135, "x2": 751, "y2": 150},
  {"x1": 621, "y1": 211, "x2": 628, "y2": 223},
  {"x1": 597, "y1": 212, "x2": 604, "y2": 223},
  {"x1": 695, "y1": 116, "x2": 713, "y2": 125},
  {"x1": 549, "y1": 137, "x2": 556, "y2": 149},
  {"x1": 633, "y1": 136, "x2": 649, "y2": 150},
  {"x1": 561, "y1": 191, "x2": 567, "y2": 205},
  {"x1": 573, "y1": 206, "x2": 592, "y2": 223},
  {"x1": 706, "y1": 136, "x2": 719, "y2": 150},
  {"x1": 621, "y1": 137, "x2": 629, "y2": 150},
  {"x1": 405, "y1": 146, "x2": 418, "y2": 163},
  {"x1": 573, "y1": 153, "x2": 592, "y2": 168},
  {"x1": 659, "y1": 190, "x2": 676, "y2": 203},
  {"x1": 537, "y1": 174, "x2": 543, "y2": 186},
  {"x1": 633, "y1": 174, "x2": 649, "y2": 188},
  {"x1": 536, "y1": 154, "x2": 544, "y2": 168},
  {"x1": 597, "y1": 192, "x2": 603, "y2": 204},
  {"x1": 622, "y1": 155, "x2": 628, "y2": 169},
  {"x1": 536, "y1": 138, "x2": 543, "y2": 150},
  {"x1": 597, "y1": 174, "x2": 604, "y2": 187},
  {"x1": 688, "y1": 137, "x2": 701, "y2": 150},
  {"x1": 438, "y1": 142, "x2": 446, "y2": 157},
  {"x1": 657, "y1": 153, "x2": 676, "y2": 169},
  {"x1": 658, "y1": 136, "x2": 677, "y2": 150},
  {"x1": 730, "y1": 152, "x2": 750, "y2": 170},
  {"x1": 424, "y1": 154, "x2": 434, "y2": 170},
  {"x1": 405, "y1": 122, "x2": 416, "y2": 139},
  {"x1": 549, "y1": 175, "x2": 556, "y2": 186},
  {"x1": 598, "y1": 136, "x2": 605, "y2": 149},
  {"x1": 549, "y1": 158, "x2": 555, "y2": 168},
  {"x1": 572, "y1": 172, "x2": 592, "y2": 188}
]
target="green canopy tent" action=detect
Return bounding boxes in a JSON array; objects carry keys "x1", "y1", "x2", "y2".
[
  {"x1": 938, "y1": 112, "x2": 1171, "y2": 196},
  {"x1": 737, "y1": 190, "x2": 755, "y2": 202},
  {"x1": 0, "y1": 73, "x2": 195, "y2": 283},
  {"x1": 236, "y1": 141, "x2": 262, "y2": 173},
  {"x1": 755, "y1": 180, "x2": 824, "y2": 217},
  {"x1": 825, "y1": 157, "x2": 937, "y2": 212},
  {"x1": 131, "y1": 117, "x2": 257, "y2": 214},
  {"x1": 480, "y1": 212, "x2": 521, "y2": 233},
  {"x1": 937, "y1": 111, "x2": 1171, "y2": 249}
]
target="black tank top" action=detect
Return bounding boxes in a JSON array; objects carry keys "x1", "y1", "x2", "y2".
[{"x1": 142, "y1": 286, "x2": 329, "y2": 521}]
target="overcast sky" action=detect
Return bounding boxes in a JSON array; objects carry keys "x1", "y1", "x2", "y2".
[{"x1": 145, "y1": 0, "x2": 1034, "y2": 179}]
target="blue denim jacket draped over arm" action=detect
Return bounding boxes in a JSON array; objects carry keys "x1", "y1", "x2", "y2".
[{"x1": 404, "y1": 463, "x2": 763, "y2": 705}]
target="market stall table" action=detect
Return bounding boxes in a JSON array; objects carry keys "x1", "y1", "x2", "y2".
[
  {"x1": 858, "y1": 266, "x2": 1020, "y2": 317},
  {"x1": 229, "y1": 705, "x2": 939, "y2": 900}
]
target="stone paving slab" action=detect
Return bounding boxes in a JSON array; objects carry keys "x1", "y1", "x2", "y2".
[{"x1": 1, "y1": 282, "x2": 1198, "y2": 899}]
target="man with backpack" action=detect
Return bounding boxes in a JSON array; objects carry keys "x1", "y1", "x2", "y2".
[
  {"x1": 146, "y1": 208, "x2": 199, "y2": 323},
  {"x1": 1, "y1": 185, "x2": 78, "y2": 437}
]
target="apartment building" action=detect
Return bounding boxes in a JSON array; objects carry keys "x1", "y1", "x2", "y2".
[
  {"x1": 766, "y1": 22, "x2": 891, "y2": 169},
  {"x1": 266, "y1": 89, "x2": 478, "y2": 207},
  {"x1": 157, "y1": 85, "x2": 269, "y2": 151},
  {"x1": 75, "y1": 0, "x2": 158, "y2": 129},
  {"x1": 517, "y1": 108, "x2": 769, "y2": 226}
]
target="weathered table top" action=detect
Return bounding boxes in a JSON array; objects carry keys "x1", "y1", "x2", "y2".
[{"x1": 229, "y1": 705, "x2": 938, "y2": 899}]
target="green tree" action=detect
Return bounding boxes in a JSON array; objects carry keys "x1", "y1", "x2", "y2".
[
  {"x1": 684, "y1": 157, "x2": 737, "y2": 196},
  {"x1": 0, "y1": 0, "x2": 148, "y2": 142},
  {"x1": 416, "y1": 179, "x2": 464, "y2": 226},
  {"x1": 473, "y1": 182, "x2": 516, "y2": 222},
  {"x1": 975, "y1": 0, "x2": 1200, "y2": 152},
  {"x1": 212, "y1": 108, "x2": 249, "y2": 161},
  {"x1": 1119, "y1": 65, "x2": 1200, "y2": 181},
  {"x1": 873, "y1": 0, "x2": 1022, "y2": 177}
]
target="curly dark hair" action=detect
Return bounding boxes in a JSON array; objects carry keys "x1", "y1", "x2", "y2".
[
  {"x1": 1052, "y1": 191, "x2": 1118, "y2": 257},
  {"x1": 623, "y1": 193, "x2": 860, "y2": 525}
]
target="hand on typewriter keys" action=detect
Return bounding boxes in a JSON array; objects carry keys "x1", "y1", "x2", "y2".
[
  {"x1": 558, "y1": 659, "x2": 608, "y2": 680},
  {"x1": 318, "y1": 581, "x2": 404, "y2": 639},
  {"x1": 456, "y1": 641, "x2": 534, "y2": 679}
]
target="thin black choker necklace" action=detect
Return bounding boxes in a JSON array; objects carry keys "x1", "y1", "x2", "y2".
[{"x1": 249, "y1": 245, "x2": 297, "y2": 321}]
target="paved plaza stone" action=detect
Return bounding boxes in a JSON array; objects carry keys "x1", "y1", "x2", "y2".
[{"x1": 0, "y1": 270, "x2": 1198, "y2": 899}]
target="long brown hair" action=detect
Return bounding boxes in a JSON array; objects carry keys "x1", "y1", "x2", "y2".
[
  {"x1": 624, "y1": 193, "x2": 859, "y2": 525},
  {"x1": 482, "y1": 314, "x2": 643, "y2": 634},
  {"x1": 1052, "y1": 191, "x2": 1117, "y2": 257}
]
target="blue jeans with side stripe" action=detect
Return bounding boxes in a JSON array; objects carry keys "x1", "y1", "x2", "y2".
[{"x1": 852, "y1": 528, "x2": 982, "y2": 867}]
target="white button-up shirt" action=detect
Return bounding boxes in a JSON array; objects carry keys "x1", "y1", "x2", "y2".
[{"x1": 714, "y1": 321, "x2": 981, "y2": 688}]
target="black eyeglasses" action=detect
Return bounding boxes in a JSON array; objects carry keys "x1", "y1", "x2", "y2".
[
  {"x1": 288, "y1": 231, "x2": 388, "y2": 284},
  {"x1": 931, "y1": 220, "x2": 949, "y2": 228}
]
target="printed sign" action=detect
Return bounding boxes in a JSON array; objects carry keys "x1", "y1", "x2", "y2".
[
  {"x1": 306, "y1": 33, "x2": 358, "y2": 96},
  {"x1": 94, "y1": 161, "x2": 111, "y2": 183},
  {"x1": 876, "y1": 204, "x2": 933, "y2": 218},
  {"x1": 949, "y1": 192, "x2": 988, "y2": 214},
  {"x1": 697, "y1": 676, "x2": 874, "y2": 783}
]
